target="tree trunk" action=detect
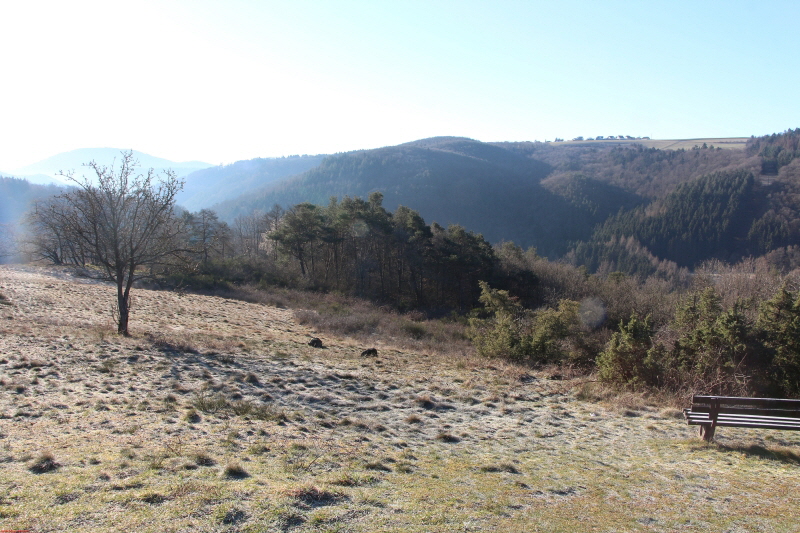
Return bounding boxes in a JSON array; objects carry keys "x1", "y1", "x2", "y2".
[{"x1": 117, "y1": 283, "x2": 130, "y2": 336}]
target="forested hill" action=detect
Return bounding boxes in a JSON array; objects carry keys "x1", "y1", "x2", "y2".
[
  {"x1": 570, "y1": 129, "x2": 800, "y2": 273},
  {"x1": 206, "y1": 129, "x2": 800, "y2": 272},
  {"x1": 176, "y1": 154, "x2": 327, "y2": 212},
  {"x1": 211, "y1": 137, "x2": 641, "y2": 257}
]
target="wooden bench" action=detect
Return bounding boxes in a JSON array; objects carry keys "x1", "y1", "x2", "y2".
[{"x1": 684, "y1": 395, "x2": 800, "y2": 442}]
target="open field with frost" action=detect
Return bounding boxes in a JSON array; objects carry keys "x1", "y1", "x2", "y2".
[{"x1": 1, "y1": 265, "x2": 800, "y2": 532}]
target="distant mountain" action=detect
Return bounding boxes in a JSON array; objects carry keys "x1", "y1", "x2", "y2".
[
  {"x1": 210, "y1": 137, "x2": 640, "y2": 257},
  {"x1": 177, "y1": 155, "x2": 327, "y2": 212},
  {"x1": 11, "y1": 148, "x2": 213, "y2": 182}
]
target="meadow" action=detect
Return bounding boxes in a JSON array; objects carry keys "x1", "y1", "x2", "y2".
[{"x1": 1, "y1": 265, "x2": 799, "y2": 532}]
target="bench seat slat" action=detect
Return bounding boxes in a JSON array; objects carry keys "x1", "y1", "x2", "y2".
[
  {"x1": 685, "y1": 413, "x2": 800, "y2": 425},
  {"x1": 684, "y1": 410, "x2": 800, "y2": 424},
  {"x1": 713, "y1": 421, "x2": 800, "y2": 431},
  {"x1": 685, "y1": 419, "x2": 800, "y2": 431}
]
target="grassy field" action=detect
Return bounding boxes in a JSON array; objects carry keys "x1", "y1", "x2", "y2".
[
  {"x1": 552, "y1": 137, "x2": 749, "y2": 150},
  {"x1": 1, "y1": 265, "x2": 799, "y2": 532}
]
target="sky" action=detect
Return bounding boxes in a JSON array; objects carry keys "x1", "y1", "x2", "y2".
[{"x1": 1, "y1": 0, "x2": 799, "y2": 171}]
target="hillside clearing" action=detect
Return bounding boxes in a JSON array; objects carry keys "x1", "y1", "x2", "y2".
[
  {"x1": 1, "y1": 265, "x2": 799, "y2": 532},
  {"x1": 552, "y1": 137, "x2": 749, "y2": 150}
]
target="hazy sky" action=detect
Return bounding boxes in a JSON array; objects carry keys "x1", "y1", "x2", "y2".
[{"x1": 2, "y1": 0, "x2": 799, "y2": 170}]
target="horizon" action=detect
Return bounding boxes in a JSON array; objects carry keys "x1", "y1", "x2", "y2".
[
  {"x1": 1, "y1": 134, "x2": 756, "y2": 178},
  {"x1": 2, "y1": 1, "x2": 799, "y2": 171}
]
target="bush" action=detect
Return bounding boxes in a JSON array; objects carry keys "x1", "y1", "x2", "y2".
[
  {"x1": 469, "y1": 281, "x2": 583, "y2": 365},
  {"x1": 600, "y1": 288, "x2": 759, "y2": 395},
  {"x1": 758, "y1": 285, "x2": 800, "y2": 396},
  {"x1": 468, "y1": 281, "x2": 532, "y2": 361},
  {"x1": 597, "y1": 313, "x2": 656, "y2": 388}
]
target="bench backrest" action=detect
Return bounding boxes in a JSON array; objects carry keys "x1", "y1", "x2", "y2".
[{"x1": 691, "y1": 395, "x2": 800, "y2": 418}]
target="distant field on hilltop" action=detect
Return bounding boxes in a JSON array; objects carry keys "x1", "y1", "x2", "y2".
[{"x1": 553, "y1": 137, "x2": 749, "y2": 150}]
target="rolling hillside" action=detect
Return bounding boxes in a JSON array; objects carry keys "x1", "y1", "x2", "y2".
[
  {"x1": 177, "y1": 155, "x2": 326, "y2": 212},
  {"x1": 211, "y1": 137, "x2": 643, "y2": 257}
]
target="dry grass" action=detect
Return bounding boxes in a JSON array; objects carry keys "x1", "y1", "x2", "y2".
[{"x1": 1, "y1": 264, "x2": 800, "y2": 532}]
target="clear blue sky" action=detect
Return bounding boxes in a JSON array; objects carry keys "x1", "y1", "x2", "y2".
[{"x1": 1, "y1": 0, "x2": 798, "y2": 170}]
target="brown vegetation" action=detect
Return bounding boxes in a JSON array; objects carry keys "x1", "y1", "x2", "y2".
[{"x1": 1, "y1": 265, "x2": 800, "y2": 531}]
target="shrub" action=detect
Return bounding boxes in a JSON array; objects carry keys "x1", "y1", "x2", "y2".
[
  {"x1": 757, "y1": 285, "x2": 800, "y2": 395},
  {"x1": 468, "y1": 282, "x2": 531, "y2": 361},
  {"x1": 597, "y1": 313, "x2": 656, "y2": 388},
  {"x1": 469, "y1": 281, "x2": 583, "y2": 365},
  {"x1": 600, "y1": 287, "x2": 759, "y2": 394},
  {"x1": 664, "y1": 288, "x2": 753, "y2": 395}
]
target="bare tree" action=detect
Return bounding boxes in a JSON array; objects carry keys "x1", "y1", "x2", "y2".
[
  {"x1": 184, "y1": 208, "x2": 228, "y2": 264},
  {"x1": 0, "y1": 223, "x2": 18, "y2": 263},
  {"x1": 25, "y1": 197, "x2": 87, "y2": 265},
  {"x1": 233, "y1": 210, "x2": 269, "y2": 259},
  {"x1": 38, "y1": 151, "x2": 184, "y2": 335}
]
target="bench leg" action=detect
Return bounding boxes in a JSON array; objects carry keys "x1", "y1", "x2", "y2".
[{"x1": 699, "y1": 424, "x2": 716, "y2": 442}]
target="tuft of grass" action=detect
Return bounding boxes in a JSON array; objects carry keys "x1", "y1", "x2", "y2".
[
  {"x1": 184, "y1": 408, "x2": 201, "y2": 423},
  {"x1": 194, "y1": 452, "x2": 216, "y2": 466},
  {"x1": 222, "y1": 462, "x2": 249, "y2": 479},
  {"x1": 147, "y1": 332, "x2": 199, "y2": 354},
  {"x1": 247, "y1": 442, "x2": 270, "y2": 455},
  {"x1": 415, "y1": 394, "x2": 437, "y2": 409},
  {"x1": 248, "y1": 402, "x2": 288, "y2": 422},
  {"x1": 192, "y1": 391, "x2": 229, "y2": 413},
  {"x1": 328, "y1": 472, "x2": 380, "y2": 487},
  {"x1": 97, "y1": 359, "x2": 116, "y2": 374},
  {"x1": 220, "y1": 507, "x2": 247, "y2": 525},
  {"x1": 284, "y1": 484, "x2": 343, "y2": 507},
  {"x1": 29, "y1": 451, "x2": 60, "y2": 473},
  {"x1": 54, "y1": 491, "x2": 80, "y2": 505},
  {"x1": 140, "y1": 492, "x2": 167, "y2": 504},
  {"x1": 405, "y1": 414, "x2": 423, "y2": 424},
  {"x1": 364, "y1": 461, "x2": 392, "y2": 472},
  {"x1": 435, "y1": 432, "x2": 460, "y2": 443},
  {"x1": 480, "y1": 463, "x2": 520, "y2": 474}
]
